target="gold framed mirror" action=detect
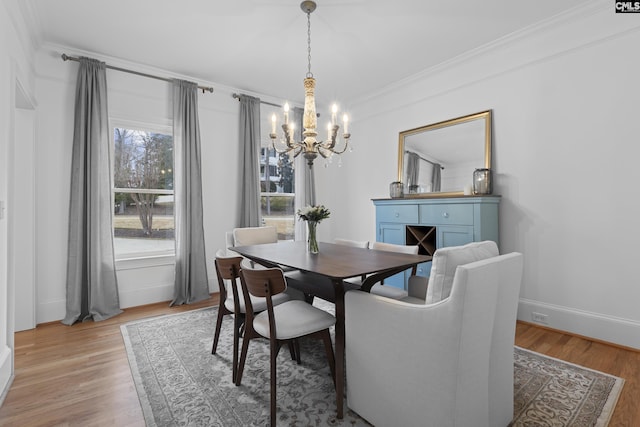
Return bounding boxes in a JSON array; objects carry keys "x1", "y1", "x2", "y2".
[{"x1": 397, "y1": 110, "x2": 492, "y2": 197}]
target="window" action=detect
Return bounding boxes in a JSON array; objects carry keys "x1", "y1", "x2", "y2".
[
  {"x1": 260, "y1": 104, "x2": 296, "y2": 240},
  {"x1": 112, "y1": 122, "x2": 175, "y2": 259}
]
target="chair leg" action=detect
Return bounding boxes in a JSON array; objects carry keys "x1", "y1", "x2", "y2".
[
  {"x1": 321, "y1": 329, "x2": 337, "y2": 388},
  {"x1": 270, "y1": 337, "x2": 278, "y2": 427},
  {"x1": 232, "y1": 313, "x2": 242, "y2": 383},
  {"x1": 211, "y1": 303, "x2": 227, "y2": 354},
  {"x1": 294, "y1": 339, "x2": 301, "y2": 364},
  {"x1": 288, "y1": 340, "x2": 297, "y2": 361},
  {"x1": 236, "y1": 333, "x2": 251, "y2": 386},
  {"x1": 304, "y1": 293, "x2": 315, "y2": 304}
]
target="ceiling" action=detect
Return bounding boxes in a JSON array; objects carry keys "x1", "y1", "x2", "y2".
[{"x1": 27, "y1": 0, "x2": 586, "y2": 106}]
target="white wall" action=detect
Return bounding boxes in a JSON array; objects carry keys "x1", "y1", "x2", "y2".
[
  {"x1": 321, "y1": 5, "x2": 640, "y2": 349},
  {"x1": 1, "y1": 0, "x2": 38, "y2": 403},
  {"x1": 33, "y1": 46, "x2": 245, "y2": 322},
  {"x1": 0, "y1": 8, "x2": 12, "y2": 403}
]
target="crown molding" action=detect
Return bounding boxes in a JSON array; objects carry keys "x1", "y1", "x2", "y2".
[{"x1": 352, "y1": 0, "x2": 611, "y2": 107}]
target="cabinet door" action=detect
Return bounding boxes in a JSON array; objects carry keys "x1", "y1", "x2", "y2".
[
  {"x1": 377, "y1": 223, "x2": 408, "y2": 290},
  {"x1": 437, "y1": 225, "x2": 474, "y2": 248}
]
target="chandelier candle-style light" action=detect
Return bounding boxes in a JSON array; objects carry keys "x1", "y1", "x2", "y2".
[{"x1": 270, "y1": 0, "x2": 351, "y2": 168}]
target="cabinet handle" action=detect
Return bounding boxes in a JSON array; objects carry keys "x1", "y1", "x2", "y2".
[
  {"x1": 395, "y1": 212, "x2": 400, "y2": 218},
  {"x1": 442, "y1": 212, "x2": 449, "y2": 218}
]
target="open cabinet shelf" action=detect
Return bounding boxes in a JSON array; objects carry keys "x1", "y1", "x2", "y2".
[{"x1": 406, "y1": 225, "x2": 436, "y2": 256}]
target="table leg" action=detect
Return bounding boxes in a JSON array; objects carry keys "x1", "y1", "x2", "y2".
[{"x1": 332, "y1": 279, "x2": 345, "y2": 419}]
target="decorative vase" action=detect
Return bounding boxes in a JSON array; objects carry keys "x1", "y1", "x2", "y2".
[
  {"x1": 307, "y1": 220, "x2": 319, "y2": 254},
  {"x1": 389, "y1": 181, "x2": 404, "y2": 198},
  {"x1": 473, "y1": 168, "x2": 492, "y2": 195}
]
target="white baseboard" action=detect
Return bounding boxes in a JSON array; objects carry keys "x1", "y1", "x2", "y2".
[
  {"x1": 0, "y1": 345, "x2": 13, "y2": 407},
  {"x1": 38, "y1": 278, "x2": 219, "y2": 323},
  {"x1": 37, "y1": 299, "x2": 66, "y2": 324},
  {"x1": 118, "y1": 278, "x2": 218, "y2": 308},
  {"x1": 119, "y1": 283, "x2": 174, "y2": 308},
  {"x1": 518, "y1": 298, "x2": 640, "y2": 350}
]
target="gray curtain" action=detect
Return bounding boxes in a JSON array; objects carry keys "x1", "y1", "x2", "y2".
[
  {"x1": 406, "y1": 151, "x2": 420, "y2": 190},
  {"x1": 432, "y1": 163, "x2": 442, "y2": 192},
  {"x1": 63, "y1": 57, "x2": 122, "y2": 325},
  {"x1": 238, "y1": 95, "x2": 262, "y2": 227},
  {"x1": 293, "y1": 107, "x2": 316, "y2": 240},
  {"x1": 171, "y1": 79, "x2": 210, "y2": 306}
]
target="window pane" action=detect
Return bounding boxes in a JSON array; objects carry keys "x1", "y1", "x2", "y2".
[
  {"x1": 114, "y1": 128, "x2": 174, "y2": 191},
  {"x1": 260, "y1": 104, "x2": 296, "y2": 240},
  {"x1": 261, "y1": 193, "x2": 295, "y2": 240},
  {"x1": 113, "y1": 126, "x2": 174, "y2": 257}
]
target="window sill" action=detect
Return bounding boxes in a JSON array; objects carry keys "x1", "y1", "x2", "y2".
[{"x1": 116, "y1": 253, "x2": 176, "y2": 271}]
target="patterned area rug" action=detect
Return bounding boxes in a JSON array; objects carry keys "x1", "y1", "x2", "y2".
[
  {"x1": 121, "y1": 305, "x2": 624, "y2": 427},
  {"x1": 513, "y1": 347, "x2": 623, "y2": 427}
]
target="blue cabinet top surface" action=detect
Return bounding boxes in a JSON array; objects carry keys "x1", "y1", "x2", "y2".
[{"x1": 372, "y1": 196, "x2": 501, "y2": 206}]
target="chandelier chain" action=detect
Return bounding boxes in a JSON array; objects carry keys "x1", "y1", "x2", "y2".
[{"x1": 306, "y1": 10, "x2": 313, "y2": 78}]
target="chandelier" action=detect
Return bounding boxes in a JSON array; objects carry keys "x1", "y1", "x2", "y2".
[{"x1": 269, "y1": 0, "x2": 351, "y2": 168}]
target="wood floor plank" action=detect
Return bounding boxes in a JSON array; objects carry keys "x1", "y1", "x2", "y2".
[{"x1": 0, "y1": 298, "x2": 637, "y2": 426}]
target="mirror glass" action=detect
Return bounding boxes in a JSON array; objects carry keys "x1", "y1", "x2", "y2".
[{"x1": 397, "y1": 110, "x2": 492, "y2": 196}]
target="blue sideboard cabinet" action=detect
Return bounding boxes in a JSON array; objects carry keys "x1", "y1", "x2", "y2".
[{"x1": 373, "y1": 196, "x2": 500, "y2": 289}]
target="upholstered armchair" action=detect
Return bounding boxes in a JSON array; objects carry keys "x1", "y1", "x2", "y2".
[{"x1": 345, "y1": 250, "x2": 523, "y2": 427}]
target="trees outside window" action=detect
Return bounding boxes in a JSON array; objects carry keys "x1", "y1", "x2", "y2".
[{"x1": 112, "y1": 124, "x2": 174, "y2": 258}]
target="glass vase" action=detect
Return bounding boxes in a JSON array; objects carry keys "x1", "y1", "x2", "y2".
[
  {"x1": 307, "y1": 220, "x2": 319, "y2": 254},
  {"x1": 473, "y1": 168, "x2": 492, "y2": 195}
]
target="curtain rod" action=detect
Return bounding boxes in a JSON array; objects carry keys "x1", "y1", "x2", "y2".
[
  {"x1": 61, "y1": 54, "x2": 214, "y2": 94},
  {"x1": 405, "y1": 150, "x2": 445, "y2": 169},
  {"x1": 232, "y1": 93, "x2": 322, "y2": 118},
  {"x1": 232, "y1": 93, "x2": 281, "y2": 108}
]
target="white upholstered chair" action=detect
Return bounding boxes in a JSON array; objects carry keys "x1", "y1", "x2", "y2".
[
  {"x1": 225, "y1": 226, "x2": 278, "y2": 257},
  {"x1": 333, "y1": 238, "x2": 369, "y2": 249},
  {"x1": 368, "y1": 241, "x2": 420, "y2": 300},
  {"x1": 345, "y1": 248, "x2": 523, "y2": 427},
  {"x1": 377, "y1": 240, "x2": 501, "y2": 305},
  {"x1": 425, "y1": 241, "x2": 500, "y2": 304},
  {"x1": 232, "y1": 225, "x2": 278, "y2": 246},
  {"x1": 333, "y1": 239, "x2": 423, "y2": 301},
  {"x1": 227, "y1": 226, "x2": 300, "y2": 276}
]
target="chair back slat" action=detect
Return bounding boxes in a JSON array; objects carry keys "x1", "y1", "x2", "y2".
[
  {"x1": 215, "y1": 256, "x2": 243, "y2": 280},
  {"x1": 239, "y1": 267, "x2": 287, "y2": 344},
  {"x1": 215, "y1": 255, "x2": 244, "y2": 315},
  {"x1": 240, "y1": 267, "x2": 287, "y2": 298}
]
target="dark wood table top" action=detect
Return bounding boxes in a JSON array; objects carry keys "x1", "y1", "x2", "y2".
[{"x1": 232, "y1": 240, "x2": 432, "y2": 279}]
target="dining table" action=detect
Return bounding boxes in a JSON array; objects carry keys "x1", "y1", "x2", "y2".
[{"x1": 231, "y1": 240, "x2": 432, "y2": 419}]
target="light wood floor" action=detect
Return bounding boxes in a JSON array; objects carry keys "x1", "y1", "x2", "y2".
[{"x1": 1, "y1": 296, "x2": 638, "y2": 427}]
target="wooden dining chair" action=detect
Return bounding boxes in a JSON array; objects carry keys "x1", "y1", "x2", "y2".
[
  {"x1": 237, "y1": 265, "x2": 337, "y2": 426},
  {"x1": 212, "y1": 250, "x2": 291, "y2": 383}
]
